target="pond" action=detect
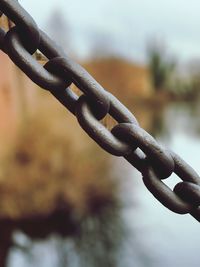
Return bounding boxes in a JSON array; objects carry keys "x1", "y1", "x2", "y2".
[{"x1": 5, "y1": 100, "x2": 200, "y2": 267}]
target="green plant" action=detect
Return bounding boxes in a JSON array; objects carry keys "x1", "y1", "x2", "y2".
[{"x1": 147, "y1": 41, "x2": 176, "y2": 92}]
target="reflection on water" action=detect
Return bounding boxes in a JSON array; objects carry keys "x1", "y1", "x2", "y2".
[
  {"x1": 7, "y1": 207, "x2": 126, "y2": 267},
  {"x1": 4, "y1": 100, "x2": 200, "y2": 267}
]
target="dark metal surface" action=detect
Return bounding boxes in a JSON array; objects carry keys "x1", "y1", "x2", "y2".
[
  {"x1": 0, "y1": 0, "x2": 200, "y2": 223},
  {"x1": 112, "y1": 123, "x2": 174, "y2": 178},
  {"x1": 0, "y1": 0, "x2": 39, "y2": 53}
]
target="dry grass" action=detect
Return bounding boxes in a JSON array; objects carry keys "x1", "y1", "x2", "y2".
[{"x1": 0, "y1": 92, "x2": 119, "y2": 220}]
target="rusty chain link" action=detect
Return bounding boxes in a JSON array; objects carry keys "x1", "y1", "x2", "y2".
[{"x1": 0, "y1": 0, "x2": 200, "y2": 222}]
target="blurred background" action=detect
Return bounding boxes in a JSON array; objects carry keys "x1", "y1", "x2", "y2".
[{"x1": 0, "y1": 0, "x2": 200, "y2": 266}]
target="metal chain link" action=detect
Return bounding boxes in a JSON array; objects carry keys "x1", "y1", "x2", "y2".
[{"x1": 0, "y1": 0, "x2": 200, "y2": 222}]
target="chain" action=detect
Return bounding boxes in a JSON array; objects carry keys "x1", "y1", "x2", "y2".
[{"x1": 0, "y1": 0, "x2": 200, "y2": 222}]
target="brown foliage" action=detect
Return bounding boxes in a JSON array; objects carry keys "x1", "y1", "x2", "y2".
[
  {"x1": 84, "y1": 57, "x2": 152, "y2": 106},
  {"x1": 0, "y1": 93, "x2": 119, "y2": 220}
]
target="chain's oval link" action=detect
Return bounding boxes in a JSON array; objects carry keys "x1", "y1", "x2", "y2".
[
  {"x1": 107, "y1": 93, "x2": 139, "y2": 125},
  {"x1": 4, "y1": 27, "x2": 70, "y2": 92},
  {"x1": 38, "y1": 31, "x2": 79, "y2": 115},
  {"x1": 143, "y1": 167, "x2": 193, "y2": 214},
  {"x1": 0, "y1": 0, "x2": 40, "y2": 53},
  {"x1": 125, "y1": 148, "x2": 148, "y2": 173},
  {"x1": 44, "y1": 57, "x2": 110, "y2": 119},
  {"x1": 0, "y1": 0, "x2": 200, "y2": 222},
  {"x1": 76, "y1": 95, "x2": 132, "y2": 156},
  {"x1": 51, "y1": 87, "x2": 78, "y2": 116},
  {"x1": 172, "y1": 152, "x2": 200, "y2": 185},
  {"x1": 174, "y1": 182, "x2": 200, "y2": 206},
  {"x1": 112, "y1": 123, "x2": 174, "y2": 179},
  {"x1": 143, "y1": 152, "x2": 200, "y2": 214}
]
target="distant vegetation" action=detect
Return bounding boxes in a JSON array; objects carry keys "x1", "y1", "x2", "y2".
[
  {"x1": 147, "y1": 41, "x2": 176, "y2": 93},
  {"x1": 147, "y1": 40, "x2": 200, "y2": 100}
]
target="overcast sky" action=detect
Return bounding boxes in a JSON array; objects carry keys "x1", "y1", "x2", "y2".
[{"x1": 19, "y1": 0, "x2": 200, "y2": 63}]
